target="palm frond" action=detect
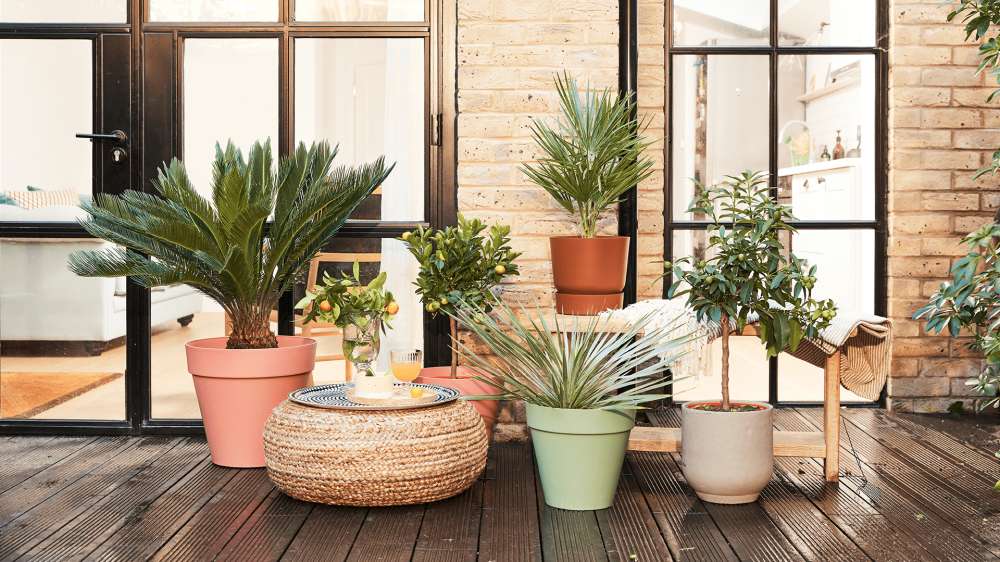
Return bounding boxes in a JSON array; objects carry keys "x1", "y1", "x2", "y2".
[
  {"x1": 450, "y1": 301, "x2": 693, "y2": 411},
  {"x1": 71, "y1": 139, "x2": 392, "y2": 348}
]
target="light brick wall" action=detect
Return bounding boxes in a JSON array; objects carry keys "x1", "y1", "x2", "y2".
[
  {"x1": 455, "y1": 0, "x2": 621, "y2": 439},
  {"x1": 456, "y1": 0, "x2": 620, "y2": 311},
  {"x1": 887, "y1": 2, "x2": 999, "y2": 413}
]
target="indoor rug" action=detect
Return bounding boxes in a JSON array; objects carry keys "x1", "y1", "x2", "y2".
[{"x1": 0, "y1": 371, "x2": 122, "y2": 418}]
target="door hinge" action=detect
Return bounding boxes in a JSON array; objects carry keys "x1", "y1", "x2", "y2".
[{"x1": 431, "y1": 113, "x2": 442, "y2": 146}]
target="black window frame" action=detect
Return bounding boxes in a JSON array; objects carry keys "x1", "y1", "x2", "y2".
[
  {"x1": 662, "y1": 0, "x2": 889, "y2": 407},
  {"x1": 0, "y1": 0, "x2": 457, "y2": 435}
]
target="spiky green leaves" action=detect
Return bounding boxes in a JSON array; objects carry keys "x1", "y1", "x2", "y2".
[
  {"x1": 70, "y1": 139, "x2": 393, "y2": 348},
  {"x1": 521, "y1": 72, "x2": 655, "y2": 238}
]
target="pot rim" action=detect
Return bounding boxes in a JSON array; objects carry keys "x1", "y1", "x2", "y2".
[
  {"x1": 549, "y1": 235, "x2": 629, "y2": 242},
  {"x1": 186, "y1": 335, "x2": 316, "y2": 352},
  {"x1": 682, "y1": 400, "x2": 773, "y2": 413}
]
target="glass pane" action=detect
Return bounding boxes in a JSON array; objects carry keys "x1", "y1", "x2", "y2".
[
  {"x1": 779, "y1": 228, "x2": 875, "y2": 402},
  {"x1": 777, "y1": 54, "x2": 875, "y2": 220},
  {"x1": 149, "y1": 0, "x2": 278, "y2": 22},
  {"x1": 779, "y1": 0, "x2": 876, "y2": 47},
  {"x1": 0, "y1": 0, "x2": 126, "y2": 23},
  {"x1": 0, "y1": 40, "x2": 93, "y2": 223},
  {"x1": 671, "y1": 54, "x2": 769, "y2": 220},
  {"x1": 1, "y1": 239, "x2": 125, "y2": 420},
  {"x1": 296, "y1": 0, "x2": 424, "y2": 22},
  {"x1": 183, "y1": 38, "x2": 279, "y2": 196},
  {"x1": 295, "y1": 38, "x2": 425, "y2": 221},
  {"x1": 673, "y1": 0, "x2": 770, "y2": 46},
  {"x1": 149, "y1": 238, "x2": 422, "y2": 418},
  {"x1": 669, "y1": 231, "x2": 770, "y2": 403}
]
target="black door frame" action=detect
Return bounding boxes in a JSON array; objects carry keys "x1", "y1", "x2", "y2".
[{"x1": 0, "y1": 0, "x2": 456, "y2": 436}]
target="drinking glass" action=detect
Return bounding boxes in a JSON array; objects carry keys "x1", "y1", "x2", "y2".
[{"x1": 390, "y1": 349, "x2": 423, "y2": 385}]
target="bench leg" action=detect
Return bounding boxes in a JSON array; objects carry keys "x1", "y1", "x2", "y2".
[{"x1": 824, "y1": 351, "x2": 841, "y2": 482}]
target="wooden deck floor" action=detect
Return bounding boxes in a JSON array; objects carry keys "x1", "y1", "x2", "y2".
[{"x1": 1, "y1": 408, "x2": 997, "y2": 561}]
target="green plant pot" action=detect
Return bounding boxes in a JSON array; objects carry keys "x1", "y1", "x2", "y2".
[{"x1": 526, "y1": 404, "x2": 635, "y2": 511}]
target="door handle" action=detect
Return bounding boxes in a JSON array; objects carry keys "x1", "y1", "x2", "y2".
[{"x1": 76, "y1": 129, "x2": 128, "y2": 143}]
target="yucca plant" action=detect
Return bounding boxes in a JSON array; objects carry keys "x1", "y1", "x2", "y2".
[
  {"x1": 69, "y1": 139, "x2": 392, "y2": 349},
  {"x1": 450, "y1": 301, "x2": 690, "y2": 410},
  {"x1": 521, "y1": 72, "x2": 655, "y2": 238}
]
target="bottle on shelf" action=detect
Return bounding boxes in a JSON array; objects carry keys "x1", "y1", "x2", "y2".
[
  {"x1": 820, "y1": 145, "x2": 831, "y2": 161},
  {"x1": 833, "y1": 129, "x2": 845, "y2": 160}
]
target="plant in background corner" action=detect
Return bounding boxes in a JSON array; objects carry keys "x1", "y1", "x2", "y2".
[
  {"x1": 664, "y1": 170, "x2": 837, "y2": 411},
  {"x1": 400, "y1": 214, "x2": 520, "y2": 377}
]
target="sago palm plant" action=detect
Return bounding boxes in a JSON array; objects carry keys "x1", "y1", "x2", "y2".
[
  {"x1": 69, "y1": 139, "x2": 392, "y2": 349},
  {"x1": 521, "y1": 72, "x2": 655, "y2": 238}
]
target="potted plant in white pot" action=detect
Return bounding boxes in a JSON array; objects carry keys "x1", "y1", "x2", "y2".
[
  {"x1": 69, "y1": 140, "x2": 392, "y2": 467},
  {"x1": 665, "y1": 170, "x2": 836, "y2": 504},
  {"x1": 522, "y1": 72, "x2": 655, "y2": 315},
  {"x1": 399, "y1": 214, "x2": 520, "y2": 437},
  {"x1": 450, "y1": 301, "x2": 690, "y2": 510},
  {"x1": 296, "y1": 261, "x2": 398, "y2": 396}
]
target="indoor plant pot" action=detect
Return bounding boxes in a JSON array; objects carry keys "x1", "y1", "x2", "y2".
[
  {"x1": 522, "y1": 73, "x2": 653, "y2": 316},
  {"x1": 414, "y1": 365, "x2": 501, "y2": 440},
  {"x1": 451, "y1": 301, "x2": 688, "y2": 511},
  {"x1": 680, "y1": 401, "x2": 774, "y2": 504},
  {"x1": 187, "y1": 336, "x2": 316, "y2": 467},
  {"x1": 665, "y1": 170, "x2": 836, "y2": 504},
  {"x1": 70, "y1": 140, "x2": 391, "y2": 468},
  {"x1": 527, "y1": 404, "x2": 635, "y2": 510},
  {"x1": 550, "y1": 235, "x2": 629, "y2": 314}
]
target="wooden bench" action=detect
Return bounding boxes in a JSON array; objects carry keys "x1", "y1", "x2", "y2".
[{"x1": 556, "y1": 317, "x2": 843, "y2": 482}]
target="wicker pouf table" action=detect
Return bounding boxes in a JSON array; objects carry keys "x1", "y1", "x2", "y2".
[{"x1": 263, "y1": 397, "x2": 488, "y2": 506}]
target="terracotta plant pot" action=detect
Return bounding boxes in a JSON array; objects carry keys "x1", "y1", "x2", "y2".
[
  {"x1": 414, "y1": 366, "x2": 499, "y2": 441},
  {"x1": 680, "y1": 401, "x2": 774, "y2": 504},
  {"x1": 186, "y1": 336, "x2": 316, "y2": 468},
  {"x1": 550, "y1": 236, "x2": 629, "y2": 315}
]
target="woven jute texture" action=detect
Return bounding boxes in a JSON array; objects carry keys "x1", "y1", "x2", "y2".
[{"x1": 263, "y1": 399, "x2": 488, "y2": 506}]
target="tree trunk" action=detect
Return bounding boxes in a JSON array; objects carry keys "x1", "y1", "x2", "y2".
[
  {"x1": 449, "y1": 317, "x2": 459, "y2": 378},
  {"x1": 720, "y1": 312, "x2": 731, "y2": 412},
  {"x1": 227, "y1": 309, "x2": 278, "y2": 349}
]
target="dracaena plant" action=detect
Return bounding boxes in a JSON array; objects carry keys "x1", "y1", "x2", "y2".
[
  {"x1": 914, "y1": 221, "x2": 1000, "y2": 412},
  {"x1": 400, "y1": 214, "x2": 521, "y2": 377},
  {"x1": 69, "y1": 139, "x2": 392, "y2": 350},
  {"x1": 664, "y1": 170, "x2": 837, "y2": 412},
  {"x1": 521, "y1": 72, "x2": 655, "y2": 238},
  {"x1": 450, "y1": 301, "x2": 690, "y2": 410}
]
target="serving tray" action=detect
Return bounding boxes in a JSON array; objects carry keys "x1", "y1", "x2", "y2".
[{"x1": 289, "y1": 382, "x2": 459, "y2": 411}]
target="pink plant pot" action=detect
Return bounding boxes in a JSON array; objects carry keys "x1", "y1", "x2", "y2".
[
  {"x1": 414, "y1": 366, "x2": 500, "y2": 441},
  {"x1": 186, "y1": 336, "x2": 316, "y2": 468}
]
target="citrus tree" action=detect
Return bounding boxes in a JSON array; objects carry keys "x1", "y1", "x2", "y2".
[
  {"x1": 401, "y1": 214, "x2": 520, "y2": 377},
  {"x1": 664, "y1": 171, "x2": 837, "y2": 411}
]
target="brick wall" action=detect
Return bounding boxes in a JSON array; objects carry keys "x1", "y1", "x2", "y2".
[{"x1": 887, "y1": 2, "x2": 999, "y2": 413}]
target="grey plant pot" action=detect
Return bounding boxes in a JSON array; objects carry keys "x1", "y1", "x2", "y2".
[
  {"x1": 680, "y1": 401, "x2": 774, "y2": 504},
  {"x1": 526, "y1": 404, "x2": 635, "y2": 511}
]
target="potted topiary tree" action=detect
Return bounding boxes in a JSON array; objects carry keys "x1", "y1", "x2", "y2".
[
  {"x1": 665, "y1": 170, "x2": 836, "y2": 504},
  {"x1": 451, "y1": 301, "x2": 689, "y2": 510},
  {"x1": 400, "y1": 214, "x2": 519, "y2": 435},
  {"x1": 297, "y1": 261, "x2": 399, "y2": 396},
  {"x1": 69, "y1": 140, "x2": 391, "y2": 467},
  {"x1": 522, "y1": 72, "x2": 655, "y2": 315}
]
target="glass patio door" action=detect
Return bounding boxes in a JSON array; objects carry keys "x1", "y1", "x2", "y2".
[{"x1": 0, "y1": 5, "x2": 134, "y2": 426}]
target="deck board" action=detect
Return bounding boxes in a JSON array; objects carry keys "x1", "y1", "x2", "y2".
[{"x1": 0, "y1": 408, "x2": 995, "y2": 562}]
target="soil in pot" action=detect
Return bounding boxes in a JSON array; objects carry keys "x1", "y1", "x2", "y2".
[
  {"x1": 550, "y1": 236, "x2": 628, "y2": 315},
  {"x1": 414, "y1": 366, "x2": 499, "y2": 440},
  {"x1": 527, "y1": 404, "x2": 635, "y2": 510},
  {"x1": 680, "y1": 401, "x2": 773, "y2": 504},
  {"x1": 186, "y1": 335, "x2": 316, "y2": 468}
]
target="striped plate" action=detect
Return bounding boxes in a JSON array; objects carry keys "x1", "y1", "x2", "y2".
[{"x1": 289, "y1": 382, "x2": 460, "y2": 411}]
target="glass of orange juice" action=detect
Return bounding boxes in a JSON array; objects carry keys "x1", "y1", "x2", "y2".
[{"x1": 390, "y1": 350, "x2": 423, "y2": 388}]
